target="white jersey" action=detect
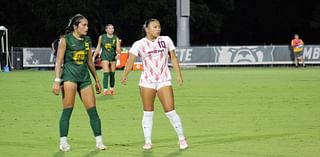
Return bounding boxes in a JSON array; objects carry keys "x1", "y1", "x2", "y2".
[{"x1": 129, "y1": 36, "x2": 175, "y2": 83}]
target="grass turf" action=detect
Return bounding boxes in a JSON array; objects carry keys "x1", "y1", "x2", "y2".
[{"x1": 0, "y1": 67, "x2": 319, "y2": 157}]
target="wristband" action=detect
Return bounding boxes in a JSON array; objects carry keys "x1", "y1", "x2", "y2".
[{"x1": 54, "y1": 78, "x2": 61, "y2": 83}]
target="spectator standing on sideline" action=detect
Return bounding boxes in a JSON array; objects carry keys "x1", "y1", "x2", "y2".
[{"x1": 291, "y1": 34, "x2": 306, "y2": 68}]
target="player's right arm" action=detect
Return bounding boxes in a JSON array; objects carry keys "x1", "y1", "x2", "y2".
[
  {"x1": 121, "y1": 41, "x2": 139, "y2": 85},
  {"x1": 121, "y1": 54, "x2": 136, "y2": 85},
  {"x1": 92, "y1": 35, "x2": 102, "y2": 60},
  {"x1": 52, "y1": 37, "x2": 66, "y2": 95},
  {"x1": 291, "y1": 40, "x2": 295, "y2": 47}
]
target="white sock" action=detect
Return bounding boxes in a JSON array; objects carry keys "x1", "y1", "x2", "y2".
[
  {"x1": 60, "y1": 136, "x2": 68, "y2": 145},
  {"x1": 142, "y1": 111, "x2": 154, "y2": 144},
  {"x1": 166, "y1": 110, "x2": 185, "y2": 141},
  {"x1": 95, "y1": 136, "x2": 103, "y2": 144},
  {"x1": 104, "y1": 89, "x2": 108, "y2": 92}
]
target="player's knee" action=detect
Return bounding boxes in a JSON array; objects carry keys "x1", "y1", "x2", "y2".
[{"x1": 143, "y1": 106, "x2": 154, "y2": 111}]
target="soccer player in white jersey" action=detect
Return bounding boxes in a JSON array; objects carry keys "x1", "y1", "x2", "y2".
[{"x1": 121, "y1": 18, "x2": 188, "y2": 150}]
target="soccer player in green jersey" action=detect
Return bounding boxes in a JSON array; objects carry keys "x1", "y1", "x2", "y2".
[
  {"x1": 52, "y1": 14, "x2": 107, "y2": 151},
  {"x1": 93, "y1": 24, "x2": 121, "y2": 96}
]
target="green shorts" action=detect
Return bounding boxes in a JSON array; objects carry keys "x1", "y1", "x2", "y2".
[
  {"x1": 62, "y1": 80, "x2": 92, "y2": 90},
  {"x1": 101, "y1": 56, "x2": 116, "y2": 61},
  {"x1": 101, "y1": 52, "x2": 116, "y2": 61},
  {"x1": 294, "y1": 51, "x2": 303, "y2": 58}
]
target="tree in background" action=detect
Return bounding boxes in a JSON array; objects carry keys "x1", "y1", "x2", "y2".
[{"x1": 1, "y1": 0, "x2": 319, "y2": 46}]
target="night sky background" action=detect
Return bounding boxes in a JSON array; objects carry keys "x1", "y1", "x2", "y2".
[{"x1": 0, "y1": 0, "x2": 320, "y2": 47}]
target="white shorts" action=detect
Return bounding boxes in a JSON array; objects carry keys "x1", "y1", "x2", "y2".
[{"x1": 139, "y1": 81, "x2": 172, "y2": 90}]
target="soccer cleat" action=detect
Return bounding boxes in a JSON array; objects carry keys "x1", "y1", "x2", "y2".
[
  {"x1": 179, "y1": 139, "x2": 188, "y2": 150},
  {"x1": 59, "y1": 143, "x2": 71, "y2": 152},
  {"x1": 143, "y1": 143, "x2": 152, "y2": 150},
  {"x1": 103, "y1": 90, "x2": 108, "y2": 96},
  {"x1": 110, "y1": 89, "x2": 114, "y2": 95},
  {"x1": 96, "y1": 143, "x2": 107, "y2": 150}
]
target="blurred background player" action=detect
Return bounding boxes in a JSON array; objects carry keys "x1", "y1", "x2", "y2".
[
  {"x1": 121, "y1": 18, "x2": 188, "y2": 150},
  {"x1": 50, "y1": 33, "x2": 63, "y2": 65},
  {"x1": 52, "y1": 14, "x2": 107, "y2": 151},
  {"x1": 93, "y1": 24, "x2": 121, "y2": 96},
  {"x1": 291, "y1": 34, "x2": 305, "y2": 68}
]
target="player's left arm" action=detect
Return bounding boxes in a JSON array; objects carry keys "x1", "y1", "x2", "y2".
[
  {"x1": 116, "y1": 37, "x2": 121, "y2": 54},
  {"x1": 87, "y1": 47, "x2": 102, "y2": 94},
  {"x1": 166, "y1": 36, "x2": 183, "y2": 86},
  {"x1": 169, "y1": 50, "x2": 183, "y2": 86}
]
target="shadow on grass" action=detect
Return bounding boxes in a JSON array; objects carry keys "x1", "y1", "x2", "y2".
[
  {"x1": 141, "y1": 150, "x2": 153, "y2": 157},
  {"x1": 150, "y1": 133, "x2": 236, "y2": 149},
  {"x1": 141, "y1": 149, "x2": 186, "y2": 157},
  {"x1": 53, "y1": 151, "x2": 65, "y2": 157},
  {"x1": 163, "y1": 150, "x2": 184, "y2": 157},
  {"x1": 52, "y1": 150, "x2": 100, "y2": 157},
  {"x1": 51, "y1": 132, "x2": 294, "y2": 157},
  {"x1": 82, "y1": 150, "x2": 100, "y2": 157},
  {"x1": 105, "y1": 133, "x2": 236, "y2": 149},
  {"x1": 190, "y1": 132, "x2": 295, "y2": 148},
  {"x1": 96, "y1": 94, "x2": 115, "y2": 101}
]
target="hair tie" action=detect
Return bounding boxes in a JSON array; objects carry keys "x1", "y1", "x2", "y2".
[{"x1": 67, "y1": 19, "x2": 72, "y2": 27}]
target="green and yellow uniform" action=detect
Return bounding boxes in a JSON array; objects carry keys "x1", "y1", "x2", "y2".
[
  {"x1": 100, "y1": 34, "x2": 117, "y2": 61},
  {"x1": 61, "y1": 33, "x2": 92, "y2": 89},
  {"x1": 291, "y1": 38, "x2": 304, "y2": 57}
]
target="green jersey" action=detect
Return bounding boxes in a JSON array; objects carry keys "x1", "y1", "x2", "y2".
[
  {"x1": 61, "y1": 33, "x2": 92, "y2": 83},
  {"x1": 100, "y1": 34, "x2": 117, "y2": 61}
]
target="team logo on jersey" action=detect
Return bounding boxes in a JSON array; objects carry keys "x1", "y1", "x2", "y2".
[
  {"x1": 214, "y1": 46, "x2": 275, "y2": 63},
  {"x1": 105, "y1": 43, "x2": 112, "y2": 52},
  {"x1": 73, "y1": 50, "x2": 87, "y2": 64}
]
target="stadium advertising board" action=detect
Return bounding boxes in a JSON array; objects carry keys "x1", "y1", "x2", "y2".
[
  {"x1": 21, "y1": 45, "x2": 320, "y2": 68},
  {"x1": 23, "y1": 48, "x2": 54, "y2": 67},
  {"x1": 175, "y1": 45, "x2": 320, "y2": 65}
]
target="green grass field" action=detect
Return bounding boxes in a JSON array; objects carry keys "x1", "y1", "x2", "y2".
[{"x1": 0, "y1": 68, "x2": 319, "y2": 157}]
